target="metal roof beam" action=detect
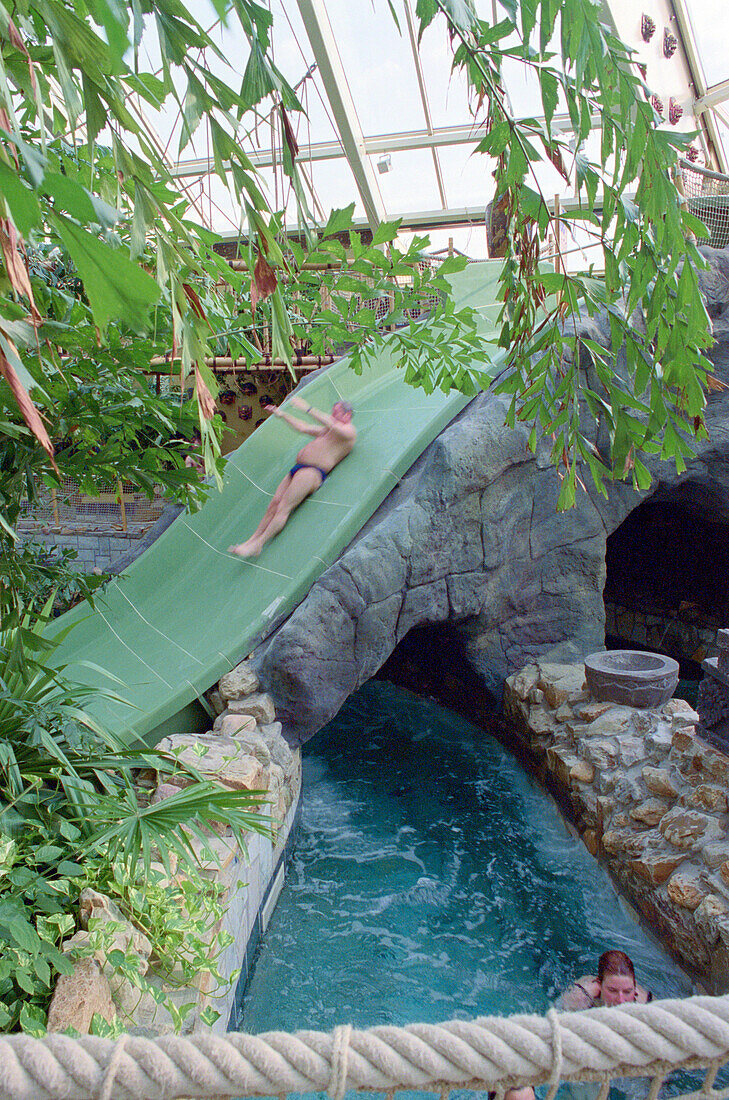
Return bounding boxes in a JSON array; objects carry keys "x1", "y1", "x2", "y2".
[
  {"x1": 402, "y1": 0, "x2": 447, "y2": 209},
  {"x1": 295, "y1": 0, "x2": 386, "y2": 231},
  {"x1": 172, "y1": 116, "x2": 587, "y2": 179},
  {"x1": 694, "y1": 79, "x2": 729, "y2": 115},
  {"x1": 668, "y1": 0, "x2": 727, "y2": 172},
  {"x1": 215, "y1": 191, "x2": 622, "y2": 241}
]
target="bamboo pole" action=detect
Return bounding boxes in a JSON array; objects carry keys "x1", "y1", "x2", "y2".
[
  {"x1": 554, "y1": 193, "x2": 562, "y2": 309},
  {"x1": 50, "y1": 487, "x2": 60, "y2": 526},
  {"x1": 227, "y1": 260, "x2": 340, "y2": 272},
  {"x1": 116, "y1": 480, "x2": 127, "y2": 532},
  {"x1": 148, "y1": 354, "x2": 336, "y2": 371}
]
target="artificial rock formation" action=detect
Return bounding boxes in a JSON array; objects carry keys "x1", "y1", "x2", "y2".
[{"x1": 252, "y1": 245, "x2": 729, "y2": 746}]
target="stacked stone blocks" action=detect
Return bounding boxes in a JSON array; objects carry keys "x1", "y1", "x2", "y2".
[
  {"x1": 504, "y1": 661, "x2": 729, "y2": 990},
  {"x1": 47, "y1": 658, "x2": 301, "y2": 1035}
]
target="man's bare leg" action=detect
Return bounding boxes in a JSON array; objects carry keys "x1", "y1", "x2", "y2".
[
  {"x1": 229, "y1": 474, "x2": 292, "y2": 556},
  {"x1": 229, "y1": 468, "x2": 322, "y2": 558}
]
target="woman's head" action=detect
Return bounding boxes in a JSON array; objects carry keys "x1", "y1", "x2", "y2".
[{"x1": 597, "y1": 950, "x2": 636, "y2": 1005}]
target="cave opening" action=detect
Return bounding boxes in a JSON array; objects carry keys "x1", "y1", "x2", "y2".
[
  {"x1": 604, "y1": 497, "x2": 729, "y2": 698},
  {"x1": 376, "y1": 621, "x2": 501, "y2": 732}
]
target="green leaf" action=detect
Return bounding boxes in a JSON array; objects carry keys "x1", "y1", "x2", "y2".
[
  {"x1": 50, "y1": 214, "x2": 161, "y2": 331},
  {"x1": 372, "y1": 218, "x2": 403, "y2": 246},
  {"x1": 0, "y1": 163, "x2": 42, "y2": 236},
  {"x1": 43, "y1": 173, "x2": 120, "y2": 229},
  {"x1": 321, "y1": 204, "x2": 356, "y2": 239}
]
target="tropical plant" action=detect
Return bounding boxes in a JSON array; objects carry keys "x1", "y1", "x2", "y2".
[
  {"x1": 0, "y1": 605, "x2": 270, "y2": 1032},
  {"x1": 413, "y1": 0, "x2": 716, "y2": 506}
]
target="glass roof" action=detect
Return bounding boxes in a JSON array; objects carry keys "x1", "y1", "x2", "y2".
[
  {"x1": 163, "y1": 0, "x2": 729, "y2": 252},
  {"x1": 684, "y1": 0, "x2": 728, "y2": 88}
]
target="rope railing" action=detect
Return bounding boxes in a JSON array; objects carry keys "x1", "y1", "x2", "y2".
[{"x1": 1, "y1": 996, "x2": 728, "y2": 1100}]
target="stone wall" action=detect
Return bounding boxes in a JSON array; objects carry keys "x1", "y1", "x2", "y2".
[
  {"x1": 504, "y1": 661, "x2": 729, "y2": 990},
  {"x1": 47, "y1": 659, "x2": 301, "y2": 1036},
  {"x1": 18, "y1": 501, "x2": 184, "y2": 575},
  {"x1": 19, "y1": 520, "x2": 152, "y2": 573},
  {"x1": 605, "y1": 601, "x2": 719, "y2": 667}
]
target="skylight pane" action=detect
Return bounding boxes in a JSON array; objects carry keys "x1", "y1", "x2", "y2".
[
  {"x1": 411, "y1": 20, "x2": 473, "y2": 130},
  {"x1": 437, "y1": 145, "x2": 495, "y2": 210},
  {"x1": 324, "y1": 0, "x2": 428, "y2": 135},
  {"x1": 683, "y1": 0, "x2": 729, "y2": 88},
  {"x1": 269, "y1": 0, "x2": 341, "y2": 146},
  {"x1": 371, "y1": 148, "x2": 442, "y2": 214}
]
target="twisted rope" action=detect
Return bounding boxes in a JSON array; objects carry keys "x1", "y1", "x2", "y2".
[{"x1": 0, "y1": 996, "x2": 727, "y2": 1100}]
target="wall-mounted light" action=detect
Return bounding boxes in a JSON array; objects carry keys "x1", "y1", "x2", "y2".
[{"x1": 377, "y1": 153, "x2": 392, "y2": 174}]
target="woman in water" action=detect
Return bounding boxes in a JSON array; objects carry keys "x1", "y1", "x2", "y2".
[
  {"x1": 559, "y1": 949, "x2": 652, "y2": 1010},
  {"x1": 501, "y1": 952, "x2": 652, "y2": 1100}
]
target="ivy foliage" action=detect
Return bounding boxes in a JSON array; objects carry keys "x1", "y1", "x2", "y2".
[{"x1": 415, "y1": 0, "x2": 716, "y2": 507}]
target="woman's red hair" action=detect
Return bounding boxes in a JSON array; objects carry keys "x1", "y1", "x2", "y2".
[{"x1": 598, "y1": 950, "x2": 635, "y2": 983}]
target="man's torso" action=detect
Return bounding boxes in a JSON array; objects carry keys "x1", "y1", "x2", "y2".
[{"x1": 297, "y1": 427, "x2": 356, "y2": 473}]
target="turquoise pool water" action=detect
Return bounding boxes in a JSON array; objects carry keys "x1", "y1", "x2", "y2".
[{"x1": 238, "y1": 680, "x2": 692, "y2": 1038}]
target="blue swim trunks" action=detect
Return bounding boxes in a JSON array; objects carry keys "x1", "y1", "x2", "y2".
[{"x1": 289, "y1": 462, "x2": 328, "y2": 483}]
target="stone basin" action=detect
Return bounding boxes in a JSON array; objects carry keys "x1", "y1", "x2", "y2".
[{"x1": 584, "y1": 650, "x2": 679, "y2": 708}]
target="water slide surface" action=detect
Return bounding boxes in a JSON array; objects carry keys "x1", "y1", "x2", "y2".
[{"x1": 51, "y1": 262, "x2": 506, "y2": 743}]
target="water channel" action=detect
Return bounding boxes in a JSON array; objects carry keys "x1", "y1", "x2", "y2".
[{"x1": 238, "y1": 680, "x2": 692, "y2": 1041}]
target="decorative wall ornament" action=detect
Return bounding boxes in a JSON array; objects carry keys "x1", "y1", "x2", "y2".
[
  {"x1": 687, "y1": 144, "x2": 700, "y2": 163},
  {"x1": 641, "y1": 13, "x2": 656, "y2": 41},
  {"x1": 663, "y1": 27, "x2": 678, "y2": 57},
  {"x1": 238, "y1": 404, "x2": 253, "y2": 421},
  {"x1": 669, "y1": 98, "x2": 683, "y2": 125},
  {"x1": 220, "y1": 388, "x2": 237, "y2": 405},
  {"x1": 237, "y1": 379, "x2": 258, "y2": 396},
  {"x1": 650, "y1": 94, "x2": 665, "y2": 118}
]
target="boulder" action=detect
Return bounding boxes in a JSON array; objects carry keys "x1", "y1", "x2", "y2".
[
  {"x1": 213, "y1": 713, "x2": 258, "y2": 738},
  {"x1": 79, "y1": 889, "x2": 151, "y2": 964},
  {"x1": 225, "y1": 693, "x2": 275, "y2": 725},
  {"x1": 47, "y1": 958, "x2": 116, "y2": 1033},
  {"x1": 659, "y1": 809, "x2": 722, "y2": 850},
  {"x1": 642, "y1": 766, "x2": 679, "y2": 799},
  {"x1": 218, "y1": 661, "x2": 259, "y2": 700},
  {"x1": 538, "y1": 663, "x2": 587, "y2": 708},
  {"x1": 628, "y1": 850, "x2": 686, "y2": 885},
  {"x1": 630, "y1": 799, "x2": 671, "y2": 827},
  {"x1": 703, "y1": 844, "x2": 729, "y2": 870},
  {"x1": 688, "y1": 785, "x2": 729, "y2": 813},
  {"x1": 156, "y1": 734, "x2": 266, "y2": 791},
  {"x1": 667, "y1": 871, "x2": 710, "y2": 910}
]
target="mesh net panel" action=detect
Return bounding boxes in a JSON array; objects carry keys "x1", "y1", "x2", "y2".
[
  {"x1": 21, "y1": 476, "x2": 166, "y2": 524},
  {"x1": 680, "y1": 160, "x2": 729, "y2": 249}
]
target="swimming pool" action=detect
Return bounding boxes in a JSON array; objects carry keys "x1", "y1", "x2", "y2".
[{"x1": 237, "y1": 680, "x2": 692, "y2": 1038}]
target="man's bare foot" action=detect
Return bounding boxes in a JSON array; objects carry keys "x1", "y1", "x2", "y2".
[{"x1": 228, "y1": 541, "x2": 262, "y2": 558}]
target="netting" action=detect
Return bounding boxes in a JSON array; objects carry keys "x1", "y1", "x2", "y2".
[
  {"x1": 20, "y1": 477, "x2": 166, "y2": 526},
  {"x1": 680, "y1": 159, "x2": 729, "y2": 250}
]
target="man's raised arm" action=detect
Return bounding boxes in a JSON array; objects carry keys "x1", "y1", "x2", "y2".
[
  {"x1": 290, "y1": 395, "x2": 356, "y2": 437},
  {"x1": 264, "y1": 402, "x2": 321, "y2": 435}
]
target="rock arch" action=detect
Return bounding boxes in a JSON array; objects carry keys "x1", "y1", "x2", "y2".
[{"x1": 252, "y1": 247, "x2": 729, "y2": 747}]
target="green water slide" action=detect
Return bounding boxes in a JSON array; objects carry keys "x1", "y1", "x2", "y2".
[{"x1": 50, "y1": 261, "x2": 507, "y2": 743}]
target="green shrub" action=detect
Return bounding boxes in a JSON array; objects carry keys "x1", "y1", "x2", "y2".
[{"x1": 0, "y1": 604, "x2": 269, "y2": 1033}]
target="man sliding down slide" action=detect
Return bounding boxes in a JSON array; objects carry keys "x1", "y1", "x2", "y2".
[{"x1": 228, "y1": 395, "x2": 356, "y2": 559}]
